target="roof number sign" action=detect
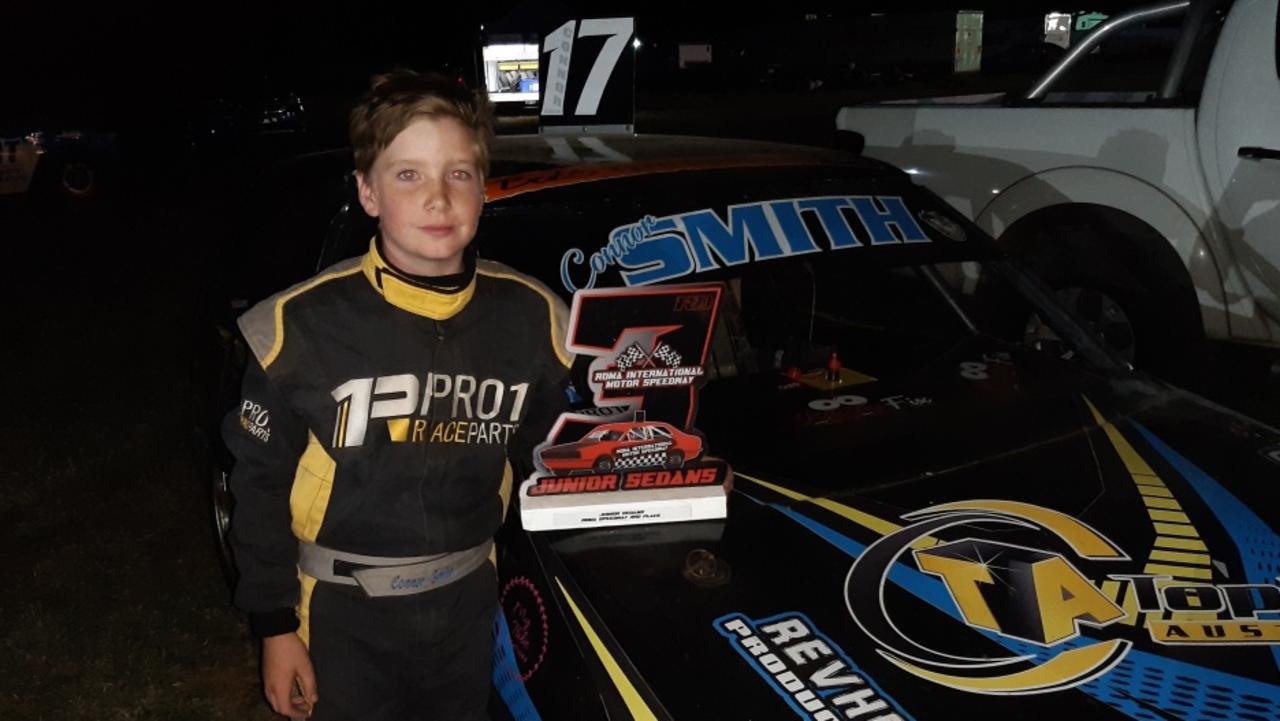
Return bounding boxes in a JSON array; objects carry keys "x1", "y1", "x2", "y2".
[{"x1": 539, "y1": 17, "x2": 636, "y2": 133}]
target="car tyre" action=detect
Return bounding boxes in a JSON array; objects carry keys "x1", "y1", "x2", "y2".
[
  {"x1": 593, "y1": 455, "x2": 615, "y2": 473},
  {"x1": 211, "y1": 466, "x2": 238, "y2": 590},
  {"x1": 1010, "y1": 216, "x2": 1204, "y2": 381}
]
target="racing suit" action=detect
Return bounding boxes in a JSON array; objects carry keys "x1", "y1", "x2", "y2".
[{"x1": 223, "y1": 239, "x2": 570, "y2": 719}]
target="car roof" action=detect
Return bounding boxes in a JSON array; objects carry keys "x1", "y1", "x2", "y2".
[{"x1": 486, "y1": 133, "x2": 878, "y2": 201}]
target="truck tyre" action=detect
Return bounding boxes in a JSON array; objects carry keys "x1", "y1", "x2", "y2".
[{"x1": 1012, "y1": 216, "x2": 1204, "y2": 381}]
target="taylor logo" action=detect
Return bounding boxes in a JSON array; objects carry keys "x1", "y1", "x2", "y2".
[{"x1": 846, "y1": 500, "x2": 1132, "y2": 695}]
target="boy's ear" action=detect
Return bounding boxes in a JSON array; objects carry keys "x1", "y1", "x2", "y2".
[{"x1": 354, "y1": 171, "x2": 380, "y2": 218}]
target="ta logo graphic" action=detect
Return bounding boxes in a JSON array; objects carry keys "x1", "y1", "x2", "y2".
[
  {"x1": 846, "y1": 500, "x2": 1132, "y2": 695},
  {"x1": 914, "y1": 539, "x2": 1125, "y2": 647}
]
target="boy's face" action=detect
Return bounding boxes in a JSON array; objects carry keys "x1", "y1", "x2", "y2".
[{"x1": 356, "y1": 116, "x2": 484, "y2": 276}]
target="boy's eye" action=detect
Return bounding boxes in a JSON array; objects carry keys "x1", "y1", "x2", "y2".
[
  {"x1": 451, "y1": 169, "x2": 473, "y2": 180},
  {"x1": 396, "y1": 169, "x2": 418, "y2": 181}
]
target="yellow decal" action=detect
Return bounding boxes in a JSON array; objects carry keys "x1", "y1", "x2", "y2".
[
  {"x1": 914, "y1": 551, "x2": 1001, "y2": 632},
  {"x1": 1031, "y1": 557, "x2": 1126, "y2": 644},
  {"x1": 737, "y1": 473, "x2": 937, "y2": 549},
  {"x1": 555, "y1": 577, "x2": 659, "y2": 721},
  {"x1": 906, "y1": 499, "x2": 1126, "y2": 560}
]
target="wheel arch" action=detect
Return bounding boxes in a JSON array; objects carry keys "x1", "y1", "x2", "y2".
[{"x1": 976, "y1": 166, "x2": 1228, "y2": 340}]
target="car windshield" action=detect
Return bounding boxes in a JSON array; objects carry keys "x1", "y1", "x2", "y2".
[
  {"x1": 701, "y1": 255, "x2": 1118, "y2": 383},
  {"x1": 585, "y1": 429, "x2": 623, "y2": 441}
]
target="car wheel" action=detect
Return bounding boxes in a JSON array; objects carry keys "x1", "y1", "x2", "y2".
[
  {"x1": 593, "y1": 455, "x2": 615, "y2": 473},
  {"x1": 60, "y1": 161, "x2": 96, "y2": 198},
  {"x1": 664, "y1": 451, "x2": 684, "y2": 470},
  {"x1": 210, "y1": 466, "x2": 238, "y2": 589}
]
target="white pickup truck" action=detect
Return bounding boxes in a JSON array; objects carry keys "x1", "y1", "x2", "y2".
[{"x1": 837, "y1": 0, "x2": 1280, "y2": 371}]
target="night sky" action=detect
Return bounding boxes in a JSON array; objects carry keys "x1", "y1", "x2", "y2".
[{"x1": 3, "y1": 1, "x2": 1158, "y2": 138}]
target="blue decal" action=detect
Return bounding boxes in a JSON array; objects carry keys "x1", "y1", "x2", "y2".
[
  {"x1": 736, "y1": 488, "x2": 1280, "y2": 720},
  {"x1": 617, "y1": 218, "x2": 693, "y2": 287},
  {"x1": 769, "y1": 201, "x2": 823, "y2": 255},
  {"x1": 848, "y1": 196, "x2": 930, "y2": 245},
  {"x1": 715, "y1": 611, "x2": 915, "y2": 721},
  {"x1": 558, "y1": 195, "x2": 939, "y2": 292},
  {"x1": 682, "y1": 203, "x2": 788, "y2": 271},
  {"x1": 797, "y1": 198, "x2": 862, "y2": 249},
  {"x1": 1133, "y1": 422, "x2": 1280, "y2": 670},
  {"x1": 493, "y1": 610, "x2": 543, "y2": 721}
]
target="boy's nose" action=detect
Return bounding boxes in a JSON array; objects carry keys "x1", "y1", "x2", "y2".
[{"x1": 422, "y1": 181, "x2": 450, "y2": 211}]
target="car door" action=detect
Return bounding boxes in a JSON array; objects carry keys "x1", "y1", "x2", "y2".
[{"x1": 1199, "y1": 0, "x2": 1280, "y2": 337}]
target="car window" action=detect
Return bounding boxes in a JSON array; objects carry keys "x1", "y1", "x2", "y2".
[
  {"x1": 651, "y1": 427, "x2": 672, "y2": 439},
  {"x1": 708, "y1": 258, "x2": 973, "y2": 381},
  {"x1": 1041, "y1": 11, "x2": 1187, "y2": 104},
  {"x1": 698, "y1": 254, "x2": 1110, "y2": 385}
]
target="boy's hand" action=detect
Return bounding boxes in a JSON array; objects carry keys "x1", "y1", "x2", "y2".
[{"x1": 262, "y1": 632, "x2": 318, "y2": 719}]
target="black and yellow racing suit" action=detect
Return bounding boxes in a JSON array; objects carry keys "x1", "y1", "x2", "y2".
[{"x1": 222, "y1": 239, "x2": 570, "y2": 719}]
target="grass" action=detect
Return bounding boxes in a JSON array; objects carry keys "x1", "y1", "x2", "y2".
[{"x1": 0, "y1": 197, "x2": 276, "y2": 720}]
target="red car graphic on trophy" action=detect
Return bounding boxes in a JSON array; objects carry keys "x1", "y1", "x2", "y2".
[{"x1": 538, "y1": 417, "x2": 704, "y2": 474}]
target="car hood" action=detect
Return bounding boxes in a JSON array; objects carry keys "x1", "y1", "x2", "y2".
[{"x1": 510, "y1": 350, "x2": 1280, "y2": 720}]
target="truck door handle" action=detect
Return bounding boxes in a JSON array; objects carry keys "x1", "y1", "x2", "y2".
[{"x1": 1238, "y1": 146, "x2": 1280, "y2": 161}]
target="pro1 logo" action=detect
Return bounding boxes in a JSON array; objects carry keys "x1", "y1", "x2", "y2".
[{"x1": 238, "y1": 399, "x2": 272, "y2": 443}]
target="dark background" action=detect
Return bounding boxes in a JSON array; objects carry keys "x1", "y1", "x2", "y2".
[{"x1": 4, "y1": 2, "x2": 1278, "y2": 718}]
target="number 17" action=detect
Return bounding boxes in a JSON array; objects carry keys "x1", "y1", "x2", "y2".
[{"x1": 542, "y1": 18, "x2": 634, "y2": 117}]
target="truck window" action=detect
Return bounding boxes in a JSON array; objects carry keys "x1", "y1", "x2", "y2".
[{"x1": 1042, "y1": 13, "x2": 1186, "y2": 104}]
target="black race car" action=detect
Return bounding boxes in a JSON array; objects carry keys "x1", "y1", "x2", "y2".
[{"x1": 206, "y1": 134, "x2": 1280, "y2": 721}]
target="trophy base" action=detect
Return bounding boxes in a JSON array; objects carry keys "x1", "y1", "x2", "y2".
[{"x1": 519, "y1": 483, "x2": 729, "y2": 531}]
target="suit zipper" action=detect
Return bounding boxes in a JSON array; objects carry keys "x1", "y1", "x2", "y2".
[{"x1": 421, "y1": 319, "x2": 445, "y2": 550}]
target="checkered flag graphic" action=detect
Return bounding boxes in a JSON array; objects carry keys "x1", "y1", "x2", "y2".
[
  {"x1": 651, "y1": 342, "x2": 683, "y2": 368},
  {"x1": 615, "y1": 452, "x2": 668, "y2": 470},
  {"x1": 614, "y1": 343, "x2": 648, "y2": 371}
]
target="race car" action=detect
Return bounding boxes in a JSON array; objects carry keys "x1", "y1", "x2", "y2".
[
  {"x1": 539, "y1": 420, "x2": 704, "y2": 474},
  {"x1": 0, "y1": 129, "x2": 116, "y2": 199},
  {"x1": 205, "y1": 132, "x2": 1280, "y2": 721}
]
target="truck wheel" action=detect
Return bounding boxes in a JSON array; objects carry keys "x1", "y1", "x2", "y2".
[
  {"x1": 1025, "y1": 286, "x2": 1136, "y2": 364},
  {"x1": 1008, "y1": 212, "x2": 1203, "y2": 381}
]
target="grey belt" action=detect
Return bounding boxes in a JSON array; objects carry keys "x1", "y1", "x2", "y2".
[{"x1": 298, "y1": 539, "x2": 492, "y2": 598}]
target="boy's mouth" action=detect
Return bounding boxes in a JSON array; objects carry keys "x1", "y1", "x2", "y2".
[{"x1": 418, "y1": 225, "x2": 454, "y2": 237}]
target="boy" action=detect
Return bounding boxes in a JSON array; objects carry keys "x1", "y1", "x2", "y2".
[{"x1": 223, "y1": 70, "x2": 570, "y2": 720}]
